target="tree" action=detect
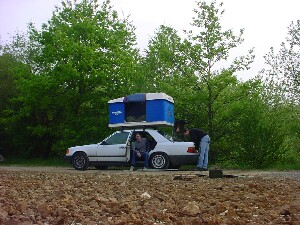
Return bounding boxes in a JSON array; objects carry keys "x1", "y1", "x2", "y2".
[
  {"x1": 262, "y1": 20, "x2": 300, "y2": 104},
  {"x1": 140, "y1": 25, "x2": 191, "y2": 91},
  {"x1": 140, "y1": 25, "x2": 200, "y2": 128},
  {"x1": 141, "y1": 0, "x2": 254, "y2": 164},
  {"x1": 258, "y1": 20, "x2": 300, "y2": 166},
  {"x1": 1, "y1": 0, "x2": 140, "y2": 159},
  {"x1": 184, "y1": 0, "x2": 254, "y2": 134},
  {"x1": 0, "y1": 54, "x2": 19, "y2": 112},
  {"x1": 0, "y1": 53, "x2": 32, "y2": 158}
]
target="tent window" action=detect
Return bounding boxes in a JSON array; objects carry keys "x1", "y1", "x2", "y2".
[{"x1": 125, "y1": 102, "x2": 146, "y2": 122}]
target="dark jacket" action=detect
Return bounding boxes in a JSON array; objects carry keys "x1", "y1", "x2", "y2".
[
  {"x1": 189, "y1": 128, "x2": 208, "y2": 150},
  {"x1": 132, "y1": 138, "x2": 148, "y2": 153}
]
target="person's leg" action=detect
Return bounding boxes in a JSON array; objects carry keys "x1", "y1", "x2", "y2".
[
  {"x1": 197, "y1": 136, "x2": 210, "y2": 168},
  {"x1": 131, "y1": 151, "x2": 136, "y2": 166},
  {"x1": 130, "y1": 151, "x2": 136, "y2": 171},
  {"x1": 141, "y1": 152, "x2": 149, "y2": 168},
  {"x1": 197, "y1": 138, "x2": 205, "y2": 168},
  {"x1": 203, "y1": 136, "x2": 210, "y2": 169}
]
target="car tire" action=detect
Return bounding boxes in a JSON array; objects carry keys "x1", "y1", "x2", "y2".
[
  {"x1": 72, "y1": 152, "x2": 89, "y2": 170},
  {"x1": 149, "y1": 152, "x2": 170, "y2": 169}
]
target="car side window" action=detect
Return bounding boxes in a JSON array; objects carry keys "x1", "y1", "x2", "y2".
[{"x1": 105, "y1": 132, "x2": 130, "y2": 145}]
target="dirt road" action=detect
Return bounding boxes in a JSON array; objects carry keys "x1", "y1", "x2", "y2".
[{"x1": 0, "y1": 166, "x2": 299, "y2": 224}]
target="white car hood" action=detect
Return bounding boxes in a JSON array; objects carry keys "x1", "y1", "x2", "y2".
[{"x1": 70, "y1": 144, "x2": 99, "y2": 151}]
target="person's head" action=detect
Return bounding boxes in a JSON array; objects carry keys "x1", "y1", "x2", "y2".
[
  {"x1": 183, "y1": 129, "x2": 189, "y2": 137},
  {"x1": 135, "y1": 133, "x2": 142, "y2": 141}
]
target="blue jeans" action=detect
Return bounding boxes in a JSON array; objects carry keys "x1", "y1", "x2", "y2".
[
  {"x1": 197, "y1": 135, "x2": 210, "y2": 169},
  {"x1": 131, "y1": 151, "x2": 149, "y2": 168}
]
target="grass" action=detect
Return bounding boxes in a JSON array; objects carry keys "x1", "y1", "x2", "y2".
[
  {"x1": 1, "y1": 157, "x2": 299, "y2": 170},
  {"x1": 270, "y1": 161, "x2": 300, "y2": 170},
  {"x1": 0, "y1": 157, "x2": 67, "y2": 167}
]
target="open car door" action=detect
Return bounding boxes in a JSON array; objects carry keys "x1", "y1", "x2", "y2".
[{"x1": 96, "y1": 131, "x2": 132, "y2": 162}]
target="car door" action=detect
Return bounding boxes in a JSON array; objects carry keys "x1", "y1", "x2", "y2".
[{"x1": 96, "y1": 131, "x2": 132, "y2": 162}]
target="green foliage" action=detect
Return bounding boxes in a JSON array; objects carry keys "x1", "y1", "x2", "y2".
[
  {"x1": 0, "y1": 0, "x2": 298, "y2": 169},
  {"x1": 0, "y1": 54, "x2": 19, "y2": 111},
  {"x1": 142, "y1": 0, "x2": 255, "y2": 165},
  {"x1": 0, "y1": 157, "x2": 67, "y2": 167},
  {"x1": 0, "y1": 53, "x2": 33, "y2": 158},
  {"x1": 258, "y1": 19, "x2": 300, "y2": 168},
  {"x1": 0, "y1": 0, "x2": 139, "y2": 159},
  {"x1": 262, "y1": 20, "x2": 300, "y2": 103}
]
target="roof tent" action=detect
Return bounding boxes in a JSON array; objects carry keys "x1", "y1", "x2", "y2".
[{"x1": 108, "y1": 93, "x2": 174, "y2": 128}]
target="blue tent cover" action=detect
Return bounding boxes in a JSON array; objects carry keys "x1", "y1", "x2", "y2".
[{"x1": 124, "y1": 93, "x2": 146, "y2": 102}]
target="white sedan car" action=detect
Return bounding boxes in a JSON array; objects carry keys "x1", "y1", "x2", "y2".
[{"x1": 64, "y1": 129, "x2": 199, "y2": 170}]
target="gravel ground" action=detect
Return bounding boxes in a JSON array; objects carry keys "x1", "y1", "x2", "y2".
[{"x1": 0, "y1": 166, "x2": 299, "y2": 225}]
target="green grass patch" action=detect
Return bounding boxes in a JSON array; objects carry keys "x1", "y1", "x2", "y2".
[
  {"x1": 270, "y1": 161, "x2": 300, "y2": 170},
  {"x1": 0, "y1": 157, "x2": 67, "y2": 167},
  {"x1": 1, "y1": 157, "x2": 299, "y2": 170}
]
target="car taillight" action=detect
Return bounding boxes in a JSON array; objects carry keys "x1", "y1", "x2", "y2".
[
  {"x1": 187, "y1": 147, "x2": 197, "y2": 153},
  {"x1": 66, "y1": 149, "x2": 70, "y2": 155}
]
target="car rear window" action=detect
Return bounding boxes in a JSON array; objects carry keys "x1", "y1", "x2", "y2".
[{"x1": 157, "y1": 130, "x2": 173, "y2": 141}]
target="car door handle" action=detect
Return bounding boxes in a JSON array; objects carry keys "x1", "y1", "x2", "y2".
[{"x1": 119, "y1": 146, "x2": 126, "y2": 149}]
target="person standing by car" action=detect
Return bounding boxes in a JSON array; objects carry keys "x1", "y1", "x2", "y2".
[
  {"x1": 130, "y1": 133, "x2": 149, "y2": 171},
  {"x1": 183, "y1": 128, "x2": 210, "y2": 171}
]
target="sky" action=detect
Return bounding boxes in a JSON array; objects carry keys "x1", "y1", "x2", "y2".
[{"x1": 1, "y1": 0, "x2": 300, "y2": 81}]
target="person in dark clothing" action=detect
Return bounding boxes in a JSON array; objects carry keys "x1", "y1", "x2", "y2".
[
  {"x1": 130, "y1": 133, "x2": 149, "y2": 171},
  {"x1": 183, "y1": 128, "x2": 210, "y2": 171}
]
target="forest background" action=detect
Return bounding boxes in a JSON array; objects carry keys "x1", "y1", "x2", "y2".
[{"x1": 0, "y1": 0, "x2": 299, "y2": 169}]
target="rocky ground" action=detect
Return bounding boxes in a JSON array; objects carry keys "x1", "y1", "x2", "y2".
[{"x1": 0, "y1": 166, "x2": 299, "y2": 225}]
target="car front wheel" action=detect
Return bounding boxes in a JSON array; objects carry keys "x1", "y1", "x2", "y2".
[
  {"x1": 150, "y1": 152, "x2": 170, "y2": 169},
  {"x1": 72, "y1": 152, "x2": 89, "y2": 170}
]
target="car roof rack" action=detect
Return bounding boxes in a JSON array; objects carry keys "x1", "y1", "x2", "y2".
[{"x1": 119, "y1": 124, "x2": 162, "y2": 132}]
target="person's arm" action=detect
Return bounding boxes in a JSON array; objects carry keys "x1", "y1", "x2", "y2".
[{"x1": 132, "y1": 142, "x2": 142, "y2": 157}]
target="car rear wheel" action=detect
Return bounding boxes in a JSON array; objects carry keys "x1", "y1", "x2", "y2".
[
  {"x1": 72, "y1": 152, "x2": 89, "y2": 170},
  {"x1": 150, "y1": 152, "x2": 170, "y2": 169}
]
